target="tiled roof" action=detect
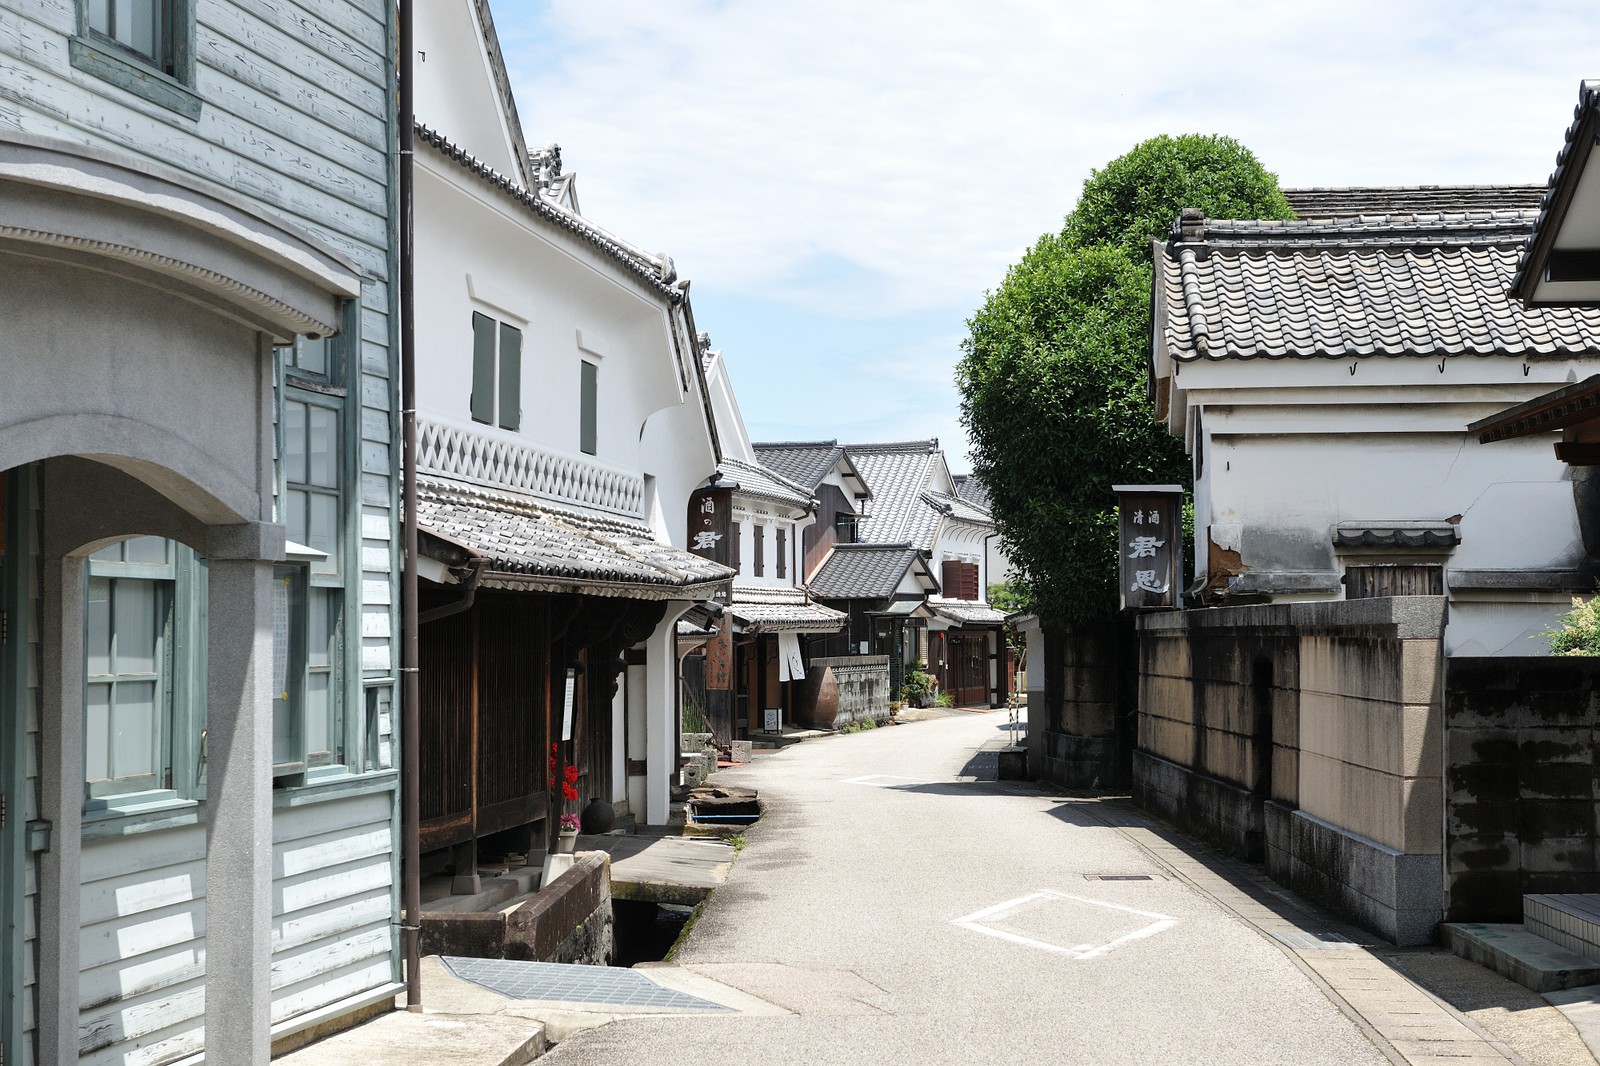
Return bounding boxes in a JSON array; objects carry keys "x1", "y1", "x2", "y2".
[
  {"x1": 1285, "y1": 185, "x2": 1546, "y2": 218},
  {"x1": 726, "y1": 589, "x2": 848, "y2": 633},
  {"x1": 718, "y1": 457, "x2": 812, "y2": 510},
  {"x1": 808, "y1": 544, "x2": 927, "y2": 601},
  {"x1": 927, "y1": 599, "x2": 1008, "y2": 626},
  {"x1": 922, "y1": 489, "x2": 993, "y2": 527},
  {"x1": 846, "y1": 440, "x2": 942, "y2": 546},
  {"x1": 418, "y1": 124, "x2": 679, "y2": 299},
  {"x1": 1157, "y1": 210, "x2": 1600, "y2": 362},
  {"x1": 751, "y1": 440, "x2": 846, "y2": 489},
  {"x1": 1511, "y1": 80, "x2": 1600, "y2": 302},
  {"x1": 952, "y1": 474, "x2": 992, "y2": 512},
  {"x1": 415, "y1": 477, "x2": 734, "y2": 599}
]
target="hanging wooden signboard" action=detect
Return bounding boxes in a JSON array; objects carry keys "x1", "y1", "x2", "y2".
[
  {"x1": 705, "y1": 622, "x2": 733, "y2": 691},
  {"x1": 1112, "y1": 484, "x2": 1184, "y2": 612}
]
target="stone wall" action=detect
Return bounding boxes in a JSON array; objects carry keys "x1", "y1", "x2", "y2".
[
  {"x1": 1135, "y1": 597, "x2": 1447, "y2": 944},
  {"x1": 421, "y1": 853, "x2": 613, "y2": 965},
  {"x1": 796, "y1": 655, "x2": 890, "y2": 729},
  {"x1": 1445, "y1": 658, "x2": 1600, "y2": 922},
  {"x1": 1028, "y1": 621, "x2": 1132, "y2": 789}
]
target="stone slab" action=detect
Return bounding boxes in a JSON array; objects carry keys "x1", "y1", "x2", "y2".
[
  {"x1": 576, "y1": 833, "x2": 734, "y2": 905},
  {"x1": 1442, "y1": 922, "x2": 1600, "y2": 993}
]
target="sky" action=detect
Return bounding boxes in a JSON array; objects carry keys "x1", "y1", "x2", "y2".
[{"x1": 493, "y1": 1, "x2": 1600, "y2": 473}]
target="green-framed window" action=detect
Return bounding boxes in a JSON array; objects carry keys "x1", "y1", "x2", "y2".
[
  {"x1": 470, "y1": 311, "x2": 523, "y2": 431},
  {"x1": 580, "y1": 359, "x2": 598, "y2": 455},
  {"x1": 70, "y1": 0, "x2": 198, "y2": 118}
]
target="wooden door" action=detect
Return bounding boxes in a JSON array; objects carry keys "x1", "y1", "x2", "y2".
[{"x1": 947, "y1": 633, "x2": 989, "y2": 707}]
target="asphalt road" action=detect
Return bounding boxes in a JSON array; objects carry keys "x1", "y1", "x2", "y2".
[{"x1": 541, "y1": 710, "x2": 1394, "y2": 1065}]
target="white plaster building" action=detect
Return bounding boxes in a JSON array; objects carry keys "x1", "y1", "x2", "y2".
[
  {"x1": 1150, "y1": 189, "x2": 1600, "y2": 656},
  {"x1": 407, "y1": 0, "x2": 731, "y2": 868}
]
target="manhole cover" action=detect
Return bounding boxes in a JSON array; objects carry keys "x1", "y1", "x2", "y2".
[{"x1": 440, "y1": 957, "x2": 732, "y2": 1011}]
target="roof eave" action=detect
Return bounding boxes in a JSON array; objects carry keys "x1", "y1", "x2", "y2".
[{"x1": 1512, "y1": 82, "x2": 1600, "y2": 305}]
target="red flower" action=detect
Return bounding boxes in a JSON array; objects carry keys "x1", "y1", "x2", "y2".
[
  {"x1": 564, "y1": 765, "x2": 579, "y2": 786},
  {"x1": 562, "y1": 782, "x2": 579, "y2": 802}
]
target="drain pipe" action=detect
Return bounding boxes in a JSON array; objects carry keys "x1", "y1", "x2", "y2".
[
  {"x1": 398, "y1": 0, "x2": 422, "y2": 1013},
  {"x1": 418, "y1": 553, "x2": 485, "y2": 625}
]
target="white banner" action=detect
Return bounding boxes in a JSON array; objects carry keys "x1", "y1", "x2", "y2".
[{"x1": 777, "y1": 631, "x2": 806, "y2": 682}]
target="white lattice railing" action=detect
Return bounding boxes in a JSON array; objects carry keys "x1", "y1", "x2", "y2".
[{"x1": 417, "y1": 419, "x2": 646, "y2": 518}]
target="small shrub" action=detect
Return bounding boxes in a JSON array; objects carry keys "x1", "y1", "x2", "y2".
[
  {"x1": 728, "y1": 834, "x2": 747, "y2": 852},
  {"x1": 1548, "y1": 596, "x2": 1600, "y2": 655},
  {"x1": 901, "y1": 661, "x2": 937, "y2": 707},
  {"x1": 933, "y1": 691, "x2": 954, "y2": 708}
]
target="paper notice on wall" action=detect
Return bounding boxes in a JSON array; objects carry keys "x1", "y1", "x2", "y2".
[{"x1": 777, "y1": 631, "x2": 806, "y2": 682}]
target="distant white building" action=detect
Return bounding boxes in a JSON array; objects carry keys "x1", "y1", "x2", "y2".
[
  {"x1": 409, "y1": 0, "x2": 731, "y2": 875},
  {"x1": 1150, "y1": 188, "x2": 1600, "y2": 656}
]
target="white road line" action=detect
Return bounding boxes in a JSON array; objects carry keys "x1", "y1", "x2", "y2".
[
  {"x1": 840, "y1": 774, "x2": 923, "y2": 786},
  {"x1": 951, "y1": 890, "x2": 1179, "y2": 960}
]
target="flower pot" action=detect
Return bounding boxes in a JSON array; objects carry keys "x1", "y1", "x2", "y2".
[
  {"x1": 580, "y1": 797, "x2": 616, "y2": 835},
  {"x1": 556, "y1": 829, "x2": 578, "y2": 855}
]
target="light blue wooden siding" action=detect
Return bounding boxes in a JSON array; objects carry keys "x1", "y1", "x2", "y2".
[{"x1": 0, "y1": 0, "x2": 399, "y2": 1061}]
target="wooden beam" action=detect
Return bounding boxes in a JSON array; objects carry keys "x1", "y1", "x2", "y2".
[{"x1": 1555, "y1": 441, "x2": 1600, "y2": 465}]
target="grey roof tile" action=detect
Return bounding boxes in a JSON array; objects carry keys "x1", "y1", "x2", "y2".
[
  {"x1": 952, "y1": 474, "x2": 993, "y2": 511},
  {"x1": 845, "y1": 441, "x2": 942, "y2": 546},
  {"x1": 717, "y1": 457, "x2": 813, "y2": 510},
  {"x1": 1285, "y1": 185, "x2": 1546, "y2": 218},
  {"x1": 751, "y1": 440, "x2": 846, "y2": 489},
  {"x1": 922, "y1": 489, "x2": 992, "y2": 526},
  {"x1": 1157, "y1": 209, "x2": 1600, "y2": 362},
  {"x1": 927, "y1": 598, "x2": 1009, "y2": 626},
  {"x1": 1511, "y1": 80, "x2": 1600, "y2": 301},
  {"x1": 808, "y1": 544, "x2": 925, "y2": 601},
  {"x1": 415, "y1": 477, "x2": 733, "y2": 598}
]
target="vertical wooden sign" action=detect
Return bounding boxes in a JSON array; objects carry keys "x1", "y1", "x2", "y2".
[
  {"x1": 1113, "y1": 484, "x2": 1184, "y2": 612},
  {"x1": 705, "y1": 622, "x2": 733, "y2": 691},
  {"x1": 687, "y1": 486, "x2": 732, "y2": 564}
]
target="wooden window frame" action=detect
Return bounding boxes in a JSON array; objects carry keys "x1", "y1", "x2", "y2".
[
  {"x1": 580, "y1": 359, "x2": 598, "y2": 455},
  {"x1": 70, "y1": 0, "x2": 199, "y2": 118},
  {"x1": 776, "y1": 527, "x2": 787, "y2": 580},
  {"x1": 753, "y1": 524, "x2": 765, "y2": 578}
]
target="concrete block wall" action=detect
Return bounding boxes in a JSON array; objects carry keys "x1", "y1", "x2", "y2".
[
  {"x1": 1445, "y1": 657, "x2": 1600, "y2": 922},
  {"x1": 1136, "y1": 596, "x2": 1447, "y2": 944},
  {"x1": 1298, "y1": 633, "x2": 1442, "y2": 856},
  {"x1": 1032, "y1": 621, "x2": 1130, "y2": 789}
]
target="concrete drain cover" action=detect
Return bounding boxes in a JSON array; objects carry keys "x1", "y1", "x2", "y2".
[
  {"x1": 440, "y1": 957, "x2": 732, "y2": 1011},
  {"x1": 1270, "y1": 930, "x2": 1358, "y2": 951}
]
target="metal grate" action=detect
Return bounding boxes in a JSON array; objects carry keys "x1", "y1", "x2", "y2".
[
  {"x1": 1084, "y1": 874, "x2": 1159, "y2": 882},
  {"x1": 1269, "y1": 930, "x2": 1358, "y2": 951},
  {"x1": 440, "y1": 957, "x2": 732, "y2": 1011}
]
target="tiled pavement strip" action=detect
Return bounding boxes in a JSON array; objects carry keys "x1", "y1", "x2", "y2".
[{"x1": 1076, "y1": 799, "x2": 1526, "y2": 1066}]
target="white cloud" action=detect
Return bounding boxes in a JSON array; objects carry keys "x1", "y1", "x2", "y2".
[{"x1": 502, "y1": 1, "x2": 1600, "y2": 318}]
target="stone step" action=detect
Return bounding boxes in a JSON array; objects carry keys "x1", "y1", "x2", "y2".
[
  {"x1": 1525, "y1": 893, "x2": 1600, "y2": 964},
  {"x1": 1442, "y1": 922, "x2": 1600, "y2": 993}
]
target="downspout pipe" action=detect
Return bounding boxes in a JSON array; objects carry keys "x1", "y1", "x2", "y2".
[
  {"x1": 398, "y1": 0, "x2": 422, "y2": 1012},
  {"x1": 418, "y1": 553, "x2": 486, "y2": 626}
]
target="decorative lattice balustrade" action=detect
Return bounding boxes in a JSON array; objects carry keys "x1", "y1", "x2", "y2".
[{"x1": 417, "y1": 419, "x2": 645, "y2": 518}]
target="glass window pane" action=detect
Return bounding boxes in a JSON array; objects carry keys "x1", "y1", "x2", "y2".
[
  {"x1": 274, "y1": 692, "x2": 297, "y2": 766},
  {"x1": 310, "y1": 494, "x2": 338, "y2": 573},
  {"x1": 305, "y1": 672, "x2": 331, "y2": 759},
  {"x1": 308, "y1": 587, "x2": 334, "y2": 667},
  {"x1": 113, "y1": 579, "x2": 158, "y2": 675},
  {"x1": 309, "y1": 406, "x2": 338, "y2": 488},
  {"x1": 90, "y1": 543, "x2": 123, "y2": 563},
  {"x1": 283, "y1": 401, "x2": 307, "y2": 485},
  {"x1": 86, "y1": 577, "x2": 112, "y2": 677},
  {"x1": 285, "y1": 489, "x2": 308, "y2": 547},
  {"x1": 89, "y1": 0, "x2": 111, "y2": 35},
  {"x1": 296, "y1": 338, "x2": 329, "y2": 377},
  {"x1": 127, "y1": 0, "x2": 156, "y2": 59},
  {"x1": 113, "y1": 681, "x2": 158, "y2": 779},
  {"x1": 123, "y1": 536, "x2": 169, "y2": 566},
  {"x1": 85, "y1": 684, "x2": 111, "y2": 783}
]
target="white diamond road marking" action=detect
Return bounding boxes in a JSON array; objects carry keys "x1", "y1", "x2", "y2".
[
  {"x1": 952, "y1": 890, "x2": 1179, "y2": 960},
  {"x1": 841, "y1": 774, "x2": 923, "y2": 787}
]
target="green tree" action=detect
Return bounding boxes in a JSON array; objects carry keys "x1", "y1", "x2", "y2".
[{"x1": 957, "y1": 134, "x2": 1292, "y2": 625}]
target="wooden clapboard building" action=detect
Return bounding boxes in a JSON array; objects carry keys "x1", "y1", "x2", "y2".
[
  {"x1": 410, "y1": 0, "x2": 732, "y2": 888},
  {"x1": 0, "y1": 0, "x2": 404, "y2": 1062}
]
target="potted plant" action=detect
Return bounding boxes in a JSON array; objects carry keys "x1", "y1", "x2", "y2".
[{"x1": 550, "y1": 743, "x2": 581, "y2": 854}]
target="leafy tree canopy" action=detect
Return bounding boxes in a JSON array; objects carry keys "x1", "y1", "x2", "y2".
[{"x1": 958, "y1": 134, "x2": 1292, "y2": 625}]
